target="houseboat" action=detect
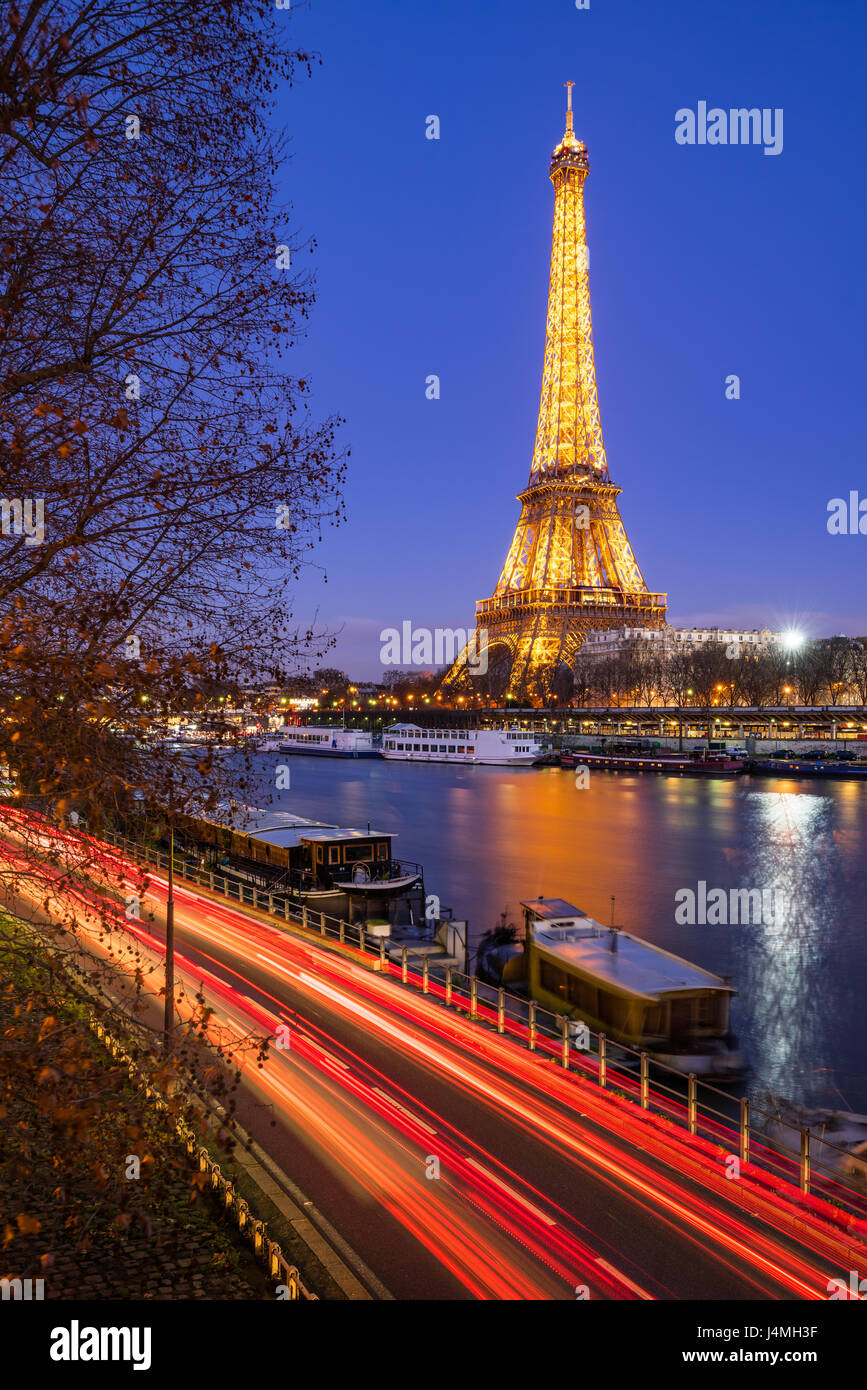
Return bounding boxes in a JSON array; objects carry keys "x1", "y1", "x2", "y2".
[
  {"x1": 560, "y1": 743, "x2": 745, "y2": 775},
  {"x1": 381, "y1": 723, "x2": 542, "y2": 766},
  {"x1": 175, "y1": 805, "x2": 424, "y2": 928},
  {"x1": 755, "y1": 1092, "x2": 867, "y2": 1191},
  {"x1": 747, "y1": 755, "x2": 867, "y2": 780},
  {"x1": 259, "y1": 726, "x2": 380, "y2": 758},
  {"x1": 499, "y1": 898, "x2": 744, "y2": 1079}
]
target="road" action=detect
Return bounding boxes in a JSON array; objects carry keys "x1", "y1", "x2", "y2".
[{"x1": 3, "y1": 817, "x2": 867, "y2": 1301}]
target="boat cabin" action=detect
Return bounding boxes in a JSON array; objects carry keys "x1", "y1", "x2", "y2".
[
  {"x1": 520, "y1": 898, "x2": 737, "y2": 1059},
  {"x1": 174, "y1": 807, "x2": 424, "y2": 926}
]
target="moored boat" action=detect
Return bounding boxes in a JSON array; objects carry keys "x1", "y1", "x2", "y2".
[
  {"x1": 560, "y1": 744, "x2": 745, "y2": 775},
  {"x1": 755, "y1": 1092, "x2": 867, "y2": 1190},
  {"x1": 259, "y1": 725, "x2": 381, "y2": 758},
  {"x1": 382, "y1": 722, "x2": 542, "y2": 765},
  {"x1": 496, "y1": 897, "x2": 745, "y2": 1079},
  {"x1": 174, "y1": 805, "x2": 424, "y2": 927},
  {"x1": 747, "y1": 756, "x2": 867, "y2": 779}
]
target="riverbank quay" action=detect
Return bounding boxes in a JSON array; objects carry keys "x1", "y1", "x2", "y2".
[{"x1": 0, "y1": 912, "x2": 321, "y2": 1301}]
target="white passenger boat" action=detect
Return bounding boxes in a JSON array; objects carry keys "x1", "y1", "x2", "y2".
[
  {"x1": 259, "y1": 726, "x2": 380, "y2": 758},
  {"x1": 500, "y1": 898, "x2": 745, "y2": 1079},
  {"x1": 381, "y1": 723, "x2": 542, "y2": 766}
]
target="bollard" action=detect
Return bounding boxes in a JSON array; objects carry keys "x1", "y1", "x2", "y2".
[
  {"x1": 640, "y1": 1052, "x2": 649, "y2": 1109},
  {"x1": 445, "y1": 966, "x2": 452, "y2": 1006},
  {"x1": 422, "y1": 956, "x2": 429, "y2": 995},
  {"x1": 599, "y1": 1033, "x2": 607, "y2": 1088},
  {"x1": 560, "y1": 1015, "x2": 569, "y2": 1069},
  {"x1": 800, "y1": 1127, "x2": 811, "y2": 1194},
  {"x1": 470, "y1": 975, "x2": 478, "y2": 1019},
  {"x1": 401, "y1": 946, "x2": 408, "y2": 984},
  {"x1": 739, "y1": 1097, "x2": 750, "y2": 1166},
  {"x1": 528, "y1": 1001, "x2": 536, "y2": 1052},
  {"x1": 497, "y1": 988, "x2": 505, "y2": 1035},
  {"x1": 687, "y1": 1073, "x2": 697, "y2": 1134}
]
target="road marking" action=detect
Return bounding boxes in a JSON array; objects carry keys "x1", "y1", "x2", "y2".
[
  {"x1": 595, "y1": 1257, "x2": 653, "y2": 1300},
  {"x1": 306, "y1": 1041, "x2": 348, "y2": 1070},
  {"x1": 371, "y1": 1087, "x2": 437, "y2": 1135},
  {"x1": 464, "y1": 1157, "x2": 556, "y2": 1227}
]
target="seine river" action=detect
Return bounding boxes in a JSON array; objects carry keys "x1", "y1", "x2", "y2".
[{"x1": 243, "y1": 754, "x2": 867, "y2": 1112}]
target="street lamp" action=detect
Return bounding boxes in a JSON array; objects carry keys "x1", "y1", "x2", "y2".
[{"x1": 163, "y1": 777, "x2": 175, "y2": 1053}]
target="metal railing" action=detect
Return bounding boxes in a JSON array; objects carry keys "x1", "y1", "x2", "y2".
[
  {"x1": 101, "y1": 828, "x2": 390, "y2": 958},
  {"x1": 413, "y1": 965, "x2": 867, "y2": 1225},
  {"x1": 100, "y1": 827, "x2": 867, "y2": 1224},
  {"x1": 88, "y1": 1017, "x2": 316, "y2": 1299}
]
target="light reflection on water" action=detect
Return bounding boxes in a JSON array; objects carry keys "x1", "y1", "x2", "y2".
[{"x1": 244, "y1": 756, "x2": 867, "y2": 1111}]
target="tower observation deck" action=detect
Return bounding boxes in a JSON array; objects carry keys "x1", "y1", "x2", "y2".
[{"x1": 441, "y1": 85, "x2": 666, "y2": 703}]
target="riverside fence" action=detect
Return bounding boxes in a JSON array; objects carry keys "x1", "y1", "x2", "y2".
[
  {"x1": 88, "y1": 1014, "x2": 317, "y2": 1300},
  {"x1": 99, "y1": 826, "x2": 867, "y2": 1229}
]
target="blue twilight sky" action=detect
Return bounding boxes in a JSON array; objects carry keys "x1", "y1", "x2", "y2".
[{"x1": 274, "y1": 0, "x2": 867, "y2": 679}]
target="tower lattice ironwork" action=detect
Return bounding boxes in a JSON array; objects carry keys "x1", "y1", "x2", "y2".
[{"x1": 441, "y1": 85, "x2": 666, "y2": 701}]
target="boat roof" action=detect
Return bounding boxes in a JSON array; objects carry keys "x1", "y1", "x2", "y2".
[
  {"x1": 522, "y1": 898, "x2": 588, "y2": 920},
  {"x1": 197, "y1": 805, "x2": 393, "y2": 848},
  {"x1": 215, "y1": 804, "x2": 337, "y2": 832},
  {"x1": 236, "y1": 825, "x2": 391, "y2": 851},
  {"x1": 532, "y1": 919, "x2": 735, "y2": 1001}
]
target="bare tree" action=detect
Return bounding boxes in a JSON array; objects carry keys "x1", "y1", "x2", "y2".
[{"x1": 0, "y1": 0, "x2": 344, "y2": 1187}]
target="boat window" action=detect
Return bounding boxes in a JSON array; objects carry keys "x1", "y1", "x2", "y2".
[
  {"x1": 422, "y1": 745, "x2": 429, "y2": 752},
  {"x1": 344, "y1": 843, "x2": 373, "y2": 863},
  {"x1": 376, "y1": 842, "x2": 388, "y2": 859},
  {"x1": 540, "y1": 960, "x2": 569, "y2": 999},
  {"x1": 440, "y1": 745, "x2": 447, "y2": 753},
  {"x1": 643, "y1": 1004, "x2": 664, "y2": 1035},
  {"x1": 695, "y1": 994, "x2": 719, "y2": 1027},
  {"x1": 328, "y1": 846, "x2": 340, "y2": 865},
  {"x1": 467, "y1": 746, "x2": 474, "y2": 754},
  {"x1": 448, "y1": 746, "x2": 456, "y2": 754},
  {"x1": 397, "y1": 743, "x2": 404, "y2": 751}
]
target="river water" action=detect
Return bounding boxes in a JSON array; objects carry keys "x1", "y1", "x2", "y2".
[{"x1": 241, "y1": 753, "x2": 867, "y2": 1112}]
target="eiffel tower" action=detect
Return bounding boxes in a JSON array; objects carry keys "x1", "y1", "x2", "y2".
[{"x1": 441, "y1": 85, "x2": 666, "y2": 703}]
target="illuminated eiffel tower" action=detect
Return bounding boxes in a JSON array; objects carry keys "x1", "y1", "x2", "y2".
[{"x1": 441, "y1": 85, "x2": 666, "y2": 703}]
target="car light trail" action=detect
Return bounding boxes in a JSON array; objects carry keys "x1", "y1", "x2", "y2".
[{"x1": 4, "y1": 815, "x2": 867, "y2": 1301}]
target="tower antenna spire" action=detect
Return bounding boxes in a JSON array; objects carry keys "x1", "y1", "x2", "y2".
[{"x1": 438, "y1": 84, "x2": 667, "y2": 704}]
